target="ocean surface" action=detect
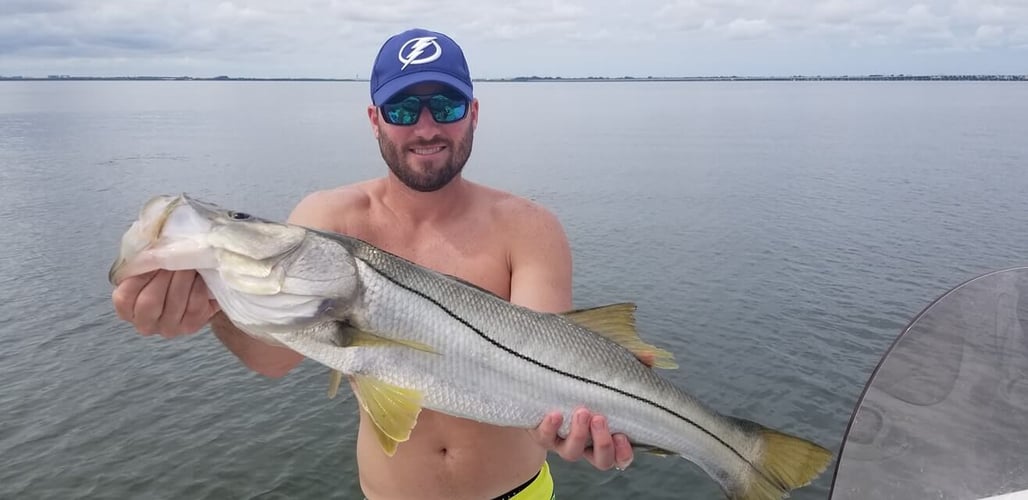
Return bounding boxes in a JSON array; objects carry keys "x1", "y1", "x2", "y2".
[{"x1": 1, "y1": 80, "x2": 1026, "y2": 500}]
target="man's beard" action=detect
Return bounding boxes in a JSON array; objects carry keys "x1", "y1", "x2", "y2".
[{"x1": 378, "y1": 126, "x2": 474, "y2": 192}]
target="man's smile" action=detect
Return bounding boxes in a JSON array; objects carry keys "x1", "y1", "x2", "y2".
[{"x1": 411, "y1": 145, "x2": 446, "y2": 156}]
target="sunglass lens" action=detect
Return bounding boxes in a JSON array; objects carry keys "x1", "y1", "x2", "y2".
[
  {"x1": 383, "y1": 96, "x2": 422, "y2": 125},
  {"x1": 428, "y1": 95, "x2": 468, "y2": 124}
]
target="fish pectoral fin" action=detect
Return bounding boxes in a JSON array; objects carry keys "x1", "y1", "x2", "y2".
[
  {"x1": 340, "y1": 326, "x2": 439, "y2": 355},
  {"x1": 561, "y1": 303, "x2": 678, "y2": 369},
  {"x1": 326, "y1": 370, "x2": 344, "y2": 399},
  {"x1": 352, "y1": 376, "x2": 423, "y2": 457}
]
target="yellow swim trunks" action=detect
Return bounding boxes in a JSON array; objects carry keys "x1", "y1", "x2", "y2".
[
  {"x1": 362, "y1": 461, "x2": 555, "y2": 500},
  {"x1": 492, "y1": 460, "x2": 555, "y2": 500}
]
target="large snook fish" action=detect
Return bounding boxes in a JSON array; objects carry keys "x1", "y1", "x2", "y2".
[{"x1": 109, "y1": 194, "x2": 832, "y2": 500}]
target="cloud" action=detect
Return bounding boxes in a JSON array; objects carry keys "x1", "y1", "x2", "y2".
[
  {"x1": 897, "y1": 3, "x2": 955, "y2": 46},
  {"x1": 974, "y1": 24, "x2": 1005, "y2": 46},
  {"x1": 460, "y1": 0, "x2": 589, "y2": 40},
  {"x1": 0, "y1": 0, "x2": 1024, "y2": 77},
  {"x1": 724, "y1": 18, "x2": 774, "y2": 39},
  {"x1": 811, "y1": 0, "x2": 886, "y2": 24},
  {"x1": 328, "y1": 0, "x2": 424, "y2": 24},
  {"x1": 1012, "y1": 26, "x2": 1028, "y2": 45},
  {"x1": 650, "y1": 0, "x2": 1028, "y2": 51},
  {"x1": 903, "y1": 3, "x2": 951, "y2": 34},
  {"x1": 0, "y1": 0, "x2": 377, "y2": 76},
  {"x1": 0, "y1": 0, "x2": 75, "y2": 16},
  {"x1": 952, "y1": 0, "x2": 1028, "y2": 25},
  {"x1": 565, "y1": 29, "x2": 613, "y2": 42},
  {"x1": 654, "y1": 0, "x2": 720, "y2": 31}
]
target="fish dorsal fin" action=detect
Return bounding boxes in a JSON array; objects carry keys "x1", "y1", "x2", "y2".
[
  {"x1": 562, "y1": 303, "x2": 678, "y2": 369},
  {"x1": 352, "y1": 376, "x2": 423, "y2": 457}
]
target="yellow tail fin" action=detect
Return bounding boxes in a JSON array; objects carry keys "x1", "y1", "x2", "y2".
[{"x1": 731, "y1": 423, "x2": 834, "y2": 500}]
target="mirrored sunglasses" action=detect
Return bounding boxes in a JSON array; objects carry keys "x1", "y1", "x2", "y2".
[{"x1": 380, "y1": 93, "x2": 469, "y2": 126}]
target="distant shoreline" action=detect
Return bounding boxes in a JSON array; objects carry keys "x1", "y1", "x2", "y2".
[{"x1": 1, "y1": 74, "x2": 1025, "y2": 82}]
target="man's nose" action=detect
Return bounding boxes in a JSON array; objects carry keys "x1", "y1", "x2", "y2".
[{"x1": 412, "y1": 106, "x2": 441, "y2": 135}]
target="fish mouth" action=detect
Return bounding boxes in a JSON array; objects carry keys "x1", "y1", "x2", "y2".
[{"x1": 108, "y1": 194, "x2": 185, "y2": 285}]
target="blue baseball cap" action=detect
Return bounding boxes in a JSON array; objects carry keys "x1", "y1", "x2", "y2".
[{"x1": 370, "y1": 28, "x2": 473, "y2": 106}]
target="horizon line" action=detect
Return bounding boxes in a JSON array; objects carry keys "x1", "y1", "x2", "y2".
[{"x1": 2, "y1": 73, "x2": 1026, "y2": 82}]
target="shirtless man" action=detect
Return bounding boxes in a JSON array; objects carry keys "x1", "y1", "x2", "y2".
[{"x1": 112, "y1": 28, "x2": 634, "y2": 499}]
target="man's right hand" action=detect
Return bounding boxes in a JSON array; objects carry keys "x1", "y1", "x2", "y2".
[{"x1": 112, "y1": 270, "x2": 219, "y2": 338}]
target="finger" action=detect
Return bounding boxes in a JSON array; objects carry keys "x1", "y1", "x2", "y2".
[
  {"x1": 532, "y1": 412, "x2": 563, "y2": 449},
  {"x1": 555, "y1": 408, "x2": 592, "y2": 461},
  {"x1": 158, "y1": 271, "x2": 197, "y2": 337},
  {"x1": 179, "y1": 273, "x2": 215, "y2": 334},
  {"x1": 134, "y1": 270, "x2": 174, "y2": 334},
  {"x1": 583, "y1": 415, "x2": 616, "y2": 470},
  {"x1": 111, "y1": 272, "x2": 157, "y2": 322},
  {"x1": 612, "y1": 433, "x2": 634, "y2": 470},
  {"x1": 203, "y1": 278, "x2": 221, "y2": 314}
]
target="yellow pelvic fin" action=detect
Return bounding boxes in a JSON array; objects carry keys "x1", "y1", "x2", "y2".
[
  {"x1": 352, "y1": 375, "x2": 424, "y2": 457},
  {"x1": 562, "y1": 303, "x2": 678, "y2": 369},
  {"x1": 326, "y1": 370, "x2": 344, "y2": 399}
]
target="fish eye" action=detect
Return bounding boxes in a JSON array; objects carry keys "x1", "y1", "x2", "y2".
[{"x1": 229, "y1": 211, "x2": 251, "y2": 220}]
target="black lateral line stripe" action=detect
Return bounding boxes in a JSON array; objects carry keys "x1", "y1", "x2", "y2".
[{"x1": 366, "y1": 262, "x2": 784, "y2": 492}]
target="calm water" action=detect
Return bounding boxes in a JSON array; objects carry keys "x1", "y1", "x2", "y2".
[{"x1": 1, "y1": 80, "x2": 1026, "y2": 499}]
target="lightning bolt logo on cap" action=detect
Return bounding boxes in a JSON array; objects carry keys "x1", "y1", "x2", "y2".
[
  {"x1": 398, "y1": 36, "x2": 442, "y2": 70},
  {"x1": 370, "y1": 28, "x2": 473, "y2": 106}
]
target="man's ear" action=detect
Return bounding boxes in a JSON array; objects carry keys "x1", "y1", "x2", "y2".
[{"x1": 368, "y1": 105, "x2": 380, "y2": 138}]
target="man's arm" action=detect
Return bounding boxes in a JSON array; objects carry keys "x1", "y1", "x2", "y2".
[
  {"x1": 211, "y1": 312, "x2": 303, "y2": 378},
  {"x1": 507, "y1": 201, "x2": 635, "y2": 472},
  {"x1": 207, "y1": 191, "x2": 343, "y2": 378},
  {"x1": 507, "y1": 204, "x2": 573, "y2": 314}
]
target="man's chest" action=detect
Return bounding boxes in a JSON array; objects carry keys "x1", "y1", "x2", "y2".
[{"x1": 348, "y1": 226, "x2": 513, "y2": 300}]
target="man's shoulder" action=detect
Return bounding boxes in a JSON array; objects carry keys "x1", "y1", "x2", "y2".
[
  {"x1": 288, "y1": 180, "x2": 379, "y2": 232},
  {"x1": 472, "y1": 183, "x2": 560, "y2": 222},
  {"x1": 467, "y1": 182, "x2": 573, "y2": 311},
  {"x1": 295, "y1": 182, "x2": 376, "y2": 211},
  {"x1": 470, "y1": 182, "x2": 568, "y2": 241}
]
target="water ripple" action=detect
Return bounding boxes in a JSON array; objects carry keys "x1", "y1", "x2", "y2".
[{"x1": 3, "y1": 81, "x2": 1027, "y2": 499}]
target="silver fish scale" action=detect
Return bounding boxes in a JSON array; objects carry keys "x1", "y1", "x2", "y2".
[
  {"x1": 111, "y1": 195, "x2": 830, "y2": 499},
  {"x1": 321, "y1": 235, "x2": 756, "y2": 471}
]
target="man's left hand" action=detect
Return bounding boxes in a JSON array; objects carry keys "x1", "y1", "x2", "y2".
[{"x1": 531, "y1": 407, "x2": 634, "y2": 471}]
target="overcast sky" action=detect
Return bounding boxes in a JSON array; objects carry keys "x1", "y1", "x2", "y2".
[{"x1": 1, "y1": 0, "x2": 1026, "y2": 78}]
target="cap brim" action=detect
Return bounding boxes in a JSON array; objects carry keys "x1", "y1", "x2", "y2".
[{"x1": 372, "y1": 72, "x2": 473, "y2": 105}]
